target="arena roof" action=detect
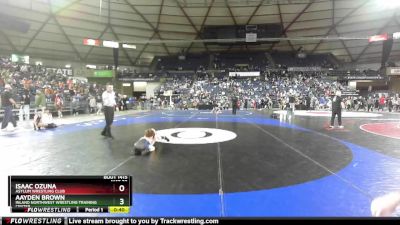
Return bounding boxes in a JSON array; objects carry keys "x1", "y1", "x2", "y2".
[{"x1": 0, "y1": 0, "x2": 399, "y2": 66}]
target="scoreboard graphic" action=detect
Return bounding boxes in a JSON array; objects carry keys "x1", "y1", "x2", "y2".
[
  {"x1": 8, "y1": 176, "x2": 132, "y2": 213},
  {"x1": 2, "y1": 176, "x2": 222, "y2": 225}
]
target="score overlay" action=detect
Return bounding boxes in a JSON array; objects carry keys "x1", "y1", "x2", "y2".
[{"x1": 8, "y1": 176, "x2": 132, "y2": 213}]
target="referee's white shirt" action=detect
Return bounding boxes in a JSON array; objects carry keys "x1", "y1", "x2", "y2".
[{"x1": 102, "y1": 91, "x2": 116, "y2": 107}]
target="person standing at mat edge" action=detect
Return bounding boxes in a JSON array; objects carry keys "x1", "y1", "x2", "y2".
[
  {"x1": 232, "y1": 95, "x2": 238, "y2": 115},
  {"x1": 1, "y1": 84, "x2": 17, "y2": 131},
  {"x1": 101, "y1": 84, "x2": 116, "y2": 138},
  {"x1": 330, "y1": 90, "x2": 344, "y2": 129}
]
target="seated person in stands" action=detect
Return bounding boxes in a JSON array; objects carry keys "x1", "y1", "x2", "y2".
[
  {"x1": 133, "y1": 128, "x2": 169, "y2": 156},
  {"x1": 192, "y1": 100, "x2": 198, "y2": 109},
  {"x1": 33, "y1": 110, "x2": 57, "y2": 130},
  {"x1": 182, "y1": 100, "x2": 189, "y2": 110},
  {"x1": 223, "y1": 101, "x2": 229, "y2": 110},
  {"x1": 211, "y1": 101, "x2": 222, "y2": 114}
]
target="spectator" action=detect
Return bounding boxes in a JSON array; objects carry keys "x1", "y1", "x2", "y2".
[
  {"x1": 96, "y1": 94, "x2": 103, "y2": 115},
  {"x1": 35, "y1": 89, "x2": 46, "y2": 113},
  {"x1": 89, "y1": 95, "x2": 96, "y2": 114},
  {"x1": 54, "y1": 93, "x2": 63, "y2": 118},
  {"x1": 19, "y1": 87, "x2": 31, "y2": 121}
]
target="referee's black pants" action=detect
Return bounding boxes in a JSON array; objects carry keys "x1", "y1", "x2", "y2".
[
  {"x1": 330, "y1": 110, "x2": 342, "y2": 126},
  {"x1": 1, "y1": 106, "x2": 17, "y2": 129},
  {"x1": 102, "y1": 106, "x2": 114, "y2": 137}
]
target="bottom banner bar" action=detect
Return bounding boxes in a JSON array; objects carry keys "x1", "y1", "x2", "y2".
[
  {"x1": 1, "y1": 217, "x2": 399, "y2": 225},
  {"x1": 67, "y1": 218, "x2": 220, "y2": 225}
]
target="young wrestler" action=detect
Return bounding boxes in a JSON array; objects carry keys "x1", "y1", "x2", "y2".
[
  {"x1": 33, "y1": 109, "x2": 57, "y2": 130},
  {"x1": 133, "y1": 128, "x2": 169, "y2": 155}
]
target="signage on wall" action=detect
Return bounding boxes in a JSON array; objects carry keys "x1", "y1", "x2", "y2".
[
  {"x1": 387, "y1": 67, "x2": 400, "y2": 75},
  {"x1": 103, "y1": 40, "x2": 119, "y2": 48},
  {"x1": 46, "y1": 68, "x2": 73, "y2": 76},
  {"x1": 368, "y1": 33, "x2": 388, "y2": 42},
  {"x1": 288, "y1": 67, "x2": 321, "y2": 72},
  {"x1": 93, "y1": 70, "x2": 114, "y2": 78},
  {"x1": 343, "y1": 76, "x2": 385, "y2": 80},
  {"x1": 118, "y1": 77, "x2": 159, "y2": 82},
  {"x1": 393, "y1": 32, "x2": 400, "y2": 40},
  {"x1": 11, "y1": 54, "x2": 29, "y2": 64},
  {"x1": 228, "y1": 71, "x2": 260, "y2": 77},
  {"x1": 246, "y1": 33, "x2": 257, "y2": 42},
  {"x1": 83, "y1": 38, "x2": 100, "y2": 46}
]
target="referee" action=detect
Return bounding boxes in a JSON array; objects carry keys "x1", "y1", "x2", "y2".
[
  {"x1": 231, "y1": 96, "x2": 238, "y2": 115},
  {"x1": 330, "y1": 90, "x2": 344, "y2": 129},
  {"x1": 101, "y1": 84, "x2": 116, "y2": 138}
]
